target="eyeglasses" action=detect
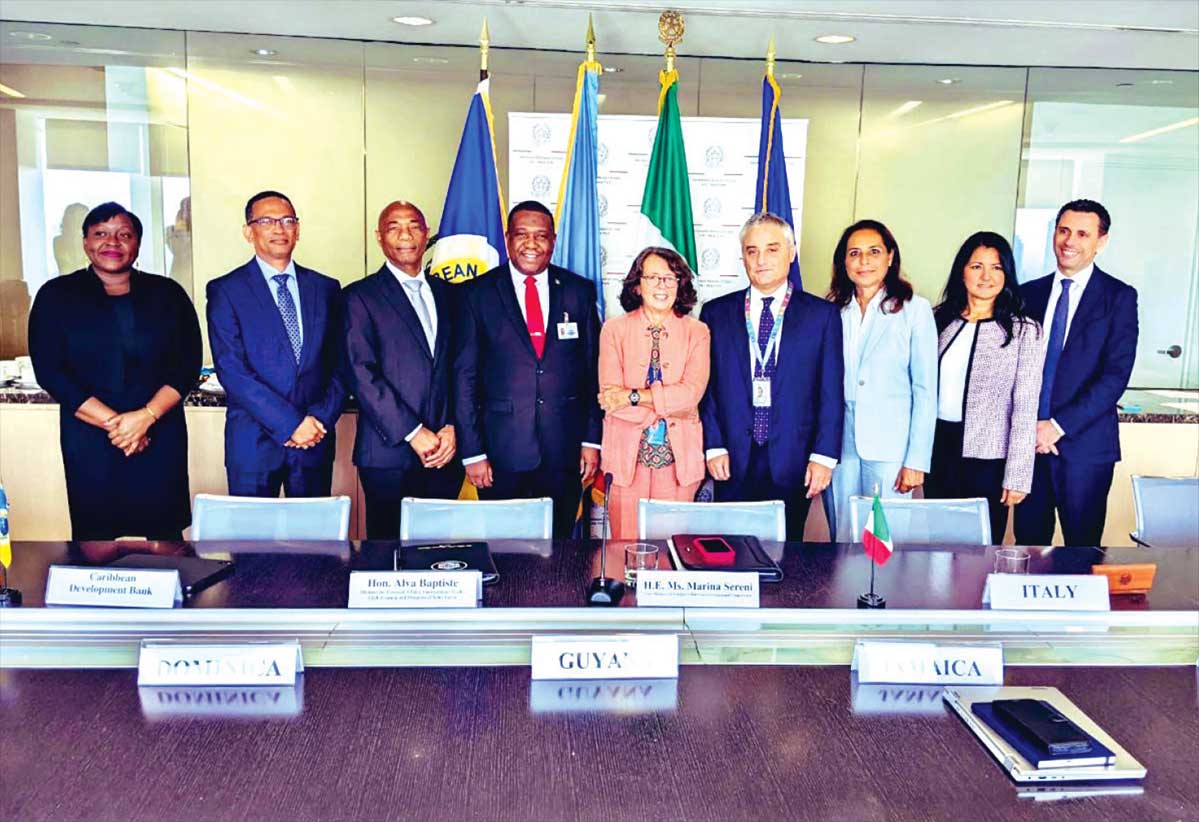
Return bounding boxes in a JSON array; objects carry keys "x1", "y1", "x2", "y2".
[
  {"x1": 248, "y1": 216, "x2": 300, "y2": 229},
  {"x1": 640, "y1": 275, "x2": 680, "y2": 287}
]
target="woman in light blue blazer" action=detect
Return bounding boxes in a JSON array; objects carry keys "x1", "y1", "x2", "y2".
[{"x1": 823, "y1": 219, "x2": 938, "y2": 542}]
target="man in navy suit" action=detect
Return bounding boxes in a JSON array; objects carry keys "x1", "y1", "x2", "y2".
[
  {"x1": 1015, "y1": 199, "x2": 1138, "y2": 547},
  {"x1": 206, "y1": 190, "x2": 346, "y2": 498},
  {"x1": 700, "y1": 212, "x2": 844, "y2": 541},
  {"x1": 453, "y1": 201, "x2": 602, "y2": 538},
  {"x1": 343, "y1": 201, "x2": 462, "y2": 539}
]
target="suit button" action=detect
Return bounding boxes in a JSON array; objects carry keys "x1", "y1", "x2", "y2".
[
  {"x1": 536, "y1": 368, "x2": 544, "y2": 375},
  {"x1": 537, "y1": 398, "x2": 544, "y2": 405}
]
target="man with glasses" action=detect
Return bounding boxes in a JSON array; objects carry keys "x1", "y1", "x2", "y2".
[
  {"x1": 453, "y1": 200, "x2": 602, "y2": 538},
  {"x1": 206, "y1": 190, "x2": 346, "y2": 498}
]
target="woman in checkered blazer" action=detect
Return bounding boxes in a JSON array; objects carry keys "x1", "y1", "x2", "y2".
[{"x1": 925, "y1": 232, "x2": 1044, "y2": 544}]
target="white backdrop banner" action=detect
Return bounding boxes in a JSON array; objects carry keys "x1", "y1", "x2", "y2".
[{"x1": 509, "y1": 113, "x2": 808, "y2": 316}]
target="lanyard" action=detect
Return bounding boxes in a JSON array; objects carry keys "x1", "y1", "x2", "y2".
[{"x1": 744, "y1": 282, "x2": 792, "y2": 376}]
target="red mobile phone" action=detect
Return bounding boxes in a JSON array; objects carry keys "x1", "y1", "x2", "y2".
[{"x1": 691, "y1": 536, "x2": 736, "y2": 567}]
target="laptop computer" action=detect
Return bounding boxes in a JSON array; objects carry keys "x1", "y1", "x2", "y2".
[{"x1": 943, "y1": 685, "x2": 1146, "y2": 783}]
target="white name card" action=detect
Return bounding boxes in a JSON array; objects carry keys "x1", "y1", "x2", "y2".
[
  {"x1": 635, "y1": 570, "x2": 760, "y2": 608},
  {"x1": 982, "y1": 573, "x2": 1110, "y2": 612},
  {"x1": 531, "y1": 634, "x2": 679, "y2": 680},
  {"x1": 347, "y1": 571, "x2": 481, "y2": 608},
  {"x1": 138, "y1": 641, "x2": 303, "y2": 686},
  {"x1": 851, "y1": 641, "x2": 1004, "y2": 685},
  {"x1": 45, "y1": 565, "x2": 181, "y2": 608}
]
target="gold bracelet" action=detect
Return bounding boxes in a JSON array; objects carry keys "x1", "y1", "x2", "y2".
[{"x1": 144, "y1": 405, "x2": 159, "y2": 421}]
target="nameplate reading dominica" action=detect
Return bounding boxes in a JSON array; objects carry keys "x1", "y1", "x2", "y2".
[
  {"x1": 347, "y1": 571, "x2": 481, "y2": 608},
  {"x1": 635, "y1": 570, "x2": 759, "y2": 608},
  {"x1": 531, "y1": 635, "x2": 679, "y2": 680},
  {"x1": 851, "y1": 641, "x2": 1004, "y2": 685},
  {"x1": 45, "y1": 565, "x2": 181, "y2": 608},
  {"x1": 139, "y1": 684, "x2": 304, "y2": 719},
  {"x1": 982, "y1": 573, "x2": 1110, "y2": 611},
  {"x1": 138, "y1": 641, "x2": 303, "y2": 686}
]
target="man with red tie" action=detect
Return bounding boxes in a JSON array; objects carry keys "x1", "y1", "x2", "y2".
[{"x1": 453, "y1": 201, "x2": 602, "y2": 537}]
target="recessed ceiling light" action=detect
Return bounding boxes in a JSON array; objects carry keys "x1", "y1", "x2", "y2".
[
  {"x1": 938, "y1": 78, "x2": 959, "y2": 85},
  {"x1": 7, "y1": 31, "x2": 53, "y2": 40},
  {"x1": 412, "y1": 56, "x2": 449, "y2": 65},
  {"x1": 778, "y1": 72, "x2": 803, "y2": 80},
  {"x1": 392, "y1": 16, "x2": 434, "y2": 26},
  {"x1": 603, "y1": 65, "x2": 622, "y2": 74},
  {"x1": 1115, "y1": 82, "x2": 1135, "y2": 88},
  {"x1": 1147, "y1": 79, "x2": 1174, "y2": 85},
  {"x1": 252, "y1": 48, "x2": 277, "y2": 57},
  {"x1": 814, "y1": 34, "x2": 855, "y2": 45}
]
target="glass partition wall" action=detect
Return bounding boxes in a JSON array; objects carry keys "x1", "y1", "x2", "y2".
[{"x1": 2, "y1": 21, "x2": 1196, "y2": 386}]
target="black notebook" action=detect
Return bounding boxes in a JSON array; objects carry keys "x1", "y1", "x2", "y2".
[
  {"x1": 668, "y1": 534, "x2": 783, "y2": 582},
  {"x1": 399, "y1": 542, "x2": 499, "y2": 584},
  {"x1": 108, "y1": 554, "x2": 234, "y2": 598}
]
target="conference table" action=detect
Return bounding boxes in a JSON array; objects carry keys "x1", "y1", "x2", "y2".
[{"x1": 1, "y1": 539, "x2": 1197, "y2": 822}]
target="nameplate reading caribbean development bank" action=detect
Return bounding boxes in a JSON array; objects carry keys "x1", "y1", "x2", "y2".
[
  {"x1": 531, "y1": 635, "x2": 680, "y2": 680},
  {"x1": 138, "y1": 641, "x2": 303, "y2": 686},
  {"x1": 851, "y1": 640, "x2": 1004, "y2": 685},
  {"x1": 44, "y1": 565, "x2": 182, "y2": 608},
  {"x1": 347, "y1": 571, "x2": 481, "y2": 608},
  {"x1": 635, "y1": 570, "x2": 760, "y2": 608},
  {"x1": 982, "y1": 573, "x2": 1110, "y2": 612}
]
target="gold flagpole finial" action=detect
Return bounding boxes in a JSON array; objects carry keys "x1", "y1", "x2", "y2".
[
  {"x1": 766, "y1": 36, "x2": 776, "y2": 78},
  {"x1": 479, "y1": 19, "x2": 491, "y2": 75},
  {"x1": 586, "y1": 14, "x2": 597, "y2": 64},
  {"x1": 658, "y1": 10, "x2": 685, "y2": 73}
]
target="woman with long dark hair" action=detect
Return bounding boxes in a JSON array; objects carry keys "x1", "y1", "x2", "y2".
[
  {"x1": 823, "y1": 219, "x2": 937, "y2": 542},
  {"x1": 924, "y1": 231, "x2": 1043, "y2": 543}
]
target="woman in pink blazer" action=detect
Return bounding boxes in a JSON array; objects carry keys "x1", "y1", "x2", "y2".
[{"x1": 598, "y1": 247, "x2": 711, "y2": 539}]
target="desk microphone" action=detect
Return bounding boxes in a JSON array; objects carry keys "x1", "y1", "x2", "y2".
[{"x1": 586, "y1": 472, "x2": 624, "y2": 606}]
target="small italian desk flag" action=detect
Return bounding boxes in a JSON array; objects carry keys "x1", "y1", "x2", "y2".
[{"x1": 862, "y1": 492, "x2": 894, "y2": 566}]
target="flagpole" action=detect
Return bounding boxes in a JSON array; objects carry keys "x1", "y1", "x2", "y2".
[
  {"x1": 479, "y1": 19, "x2": 490, "y2": 81},
  {"x1": 858, "y1": 482, "x2": 886, "y2": 609}
]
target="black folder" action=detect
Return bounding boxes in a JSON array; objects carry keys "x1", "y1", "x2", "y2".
[
  {"x1": 108, "y1": 554, "x2": 234, "y2": 598},
  {"x1": 399, "y1": 541, "x2": 499, "y2": 584},
  {"x1": 668, "y1": 534, "x2": 783, "y2": 582}
]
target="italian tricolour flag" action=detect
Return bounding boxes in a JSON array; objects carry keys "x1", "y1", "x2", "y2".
[
  {"x1": 636, "y1": 68, "x2": 697, "y2": 272},
  {"x1": 862, "y1": 493, "x2": 894, "y2": 566}
]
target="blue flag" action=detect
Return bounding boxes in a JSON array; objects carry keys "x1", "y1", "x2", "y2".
[
  {"x1": 552, "y1": 59, "x2": 604, "y2": 316},
  {"x1": 755, "y1": 75, "x2": 801, "y2": 287},
  {"x1": 430, "y1": 78, "x2": 507, "y2": 284}
]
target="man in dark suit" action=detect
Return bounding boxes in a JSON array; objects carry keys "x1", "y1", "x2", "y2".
[
  {"x1": 206, "y1": 190, "x2": 346, "y2": 498},
  {"x1": 343, "y1": 201, "x2": 462, "y2": 539},
  {"x1": 700, "y1": 212, "x2": 843, "y2": 541},
  {"x1": 453, "y1": 200, "x2": 602, "y2": 538},
  {"x1": 1015, "y1": 199, "x2": 1138, "y2": 547}
]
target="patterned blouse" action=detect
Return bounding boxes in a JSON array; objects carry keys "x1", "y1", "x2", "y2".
[{"x1": 637, "y1": 325, "x2": 675, "y2": 468}]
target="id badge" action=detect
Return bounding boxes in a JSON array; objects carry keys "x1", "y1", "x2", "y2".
[
  {"x1": 752, "y1": 378, "x2": 772, "y2": 408},
  {"x1": 557, "y1": 322, "x2": 579, "y2": 340},
  {"x1": 645, "y1": 420, "x2": 667, "y2": 446}
]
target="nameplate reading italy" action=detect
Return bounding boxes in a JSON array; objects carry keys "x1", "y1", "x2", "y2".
[
  {"x1": 982, "y1": 573, "x2": 1110, "y2": 611},
  {"x1": 137, "y1": 641, "x2": 303, "y2": 686},
  {"x1": 347, "y1": 571, "x2": 481, "y2": 608},
  {"x1": 44, "y1": 565, "x2": 181, "y2": 608},
  {"x1": 635, "y1": 570, "x2": 760, "y2": 608},
  {"x1": 531, "y1": 635, "x2": 679, "y2": 680},
  {"x1": 851, "y1": 641, "x2": 1004, "y2": 685}
]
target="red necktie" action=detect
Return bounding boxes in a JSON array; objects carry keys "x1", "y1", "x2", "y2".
[{"x1": 524, "y1": 275, "x2": 546, "y2": 358}]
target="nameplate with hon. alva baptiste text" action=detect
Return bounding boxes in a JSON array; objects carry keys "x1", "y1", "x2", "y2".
[
  {"x1": 137, "y1": 641, "x2": 303, "y2": 686},
  {"x1": 982, "y1": 573, "x2": 1110, "y2": 612},
  {"x1": 45, "y1": 565, "x2": 181, "y2": 608},
  {"x1": 635, "y1": 570, "x2": 759, "y2": 608},
  {"x1": 531, "y1": 635, "x2": 679, "y2": 680},
  {"x1": 851, "y1": 641, "x2": 1004, "y2": 685},
  {"x1": 347, "y1": 570, "x2": 481, "y2": 608}
]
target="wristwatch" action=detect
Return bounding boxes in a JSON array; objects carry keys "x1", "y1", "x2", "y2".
[{"x1": 629, "y1": 389, "x2": 641, "y2": 406}]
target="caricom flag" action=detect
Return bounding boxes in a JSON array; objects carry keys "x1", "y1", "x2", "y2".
[
  {"x1": 430, "y1": 77, "x2": 508, "y2": 284},
  {"x1": 755, "y1": 73, "x2": 802, "y2": 287}
]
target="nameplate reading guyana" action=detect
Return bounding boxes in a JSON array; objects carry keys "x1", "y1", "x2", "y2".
[
  {"x1": 982, "y1": 573, "x2": 1110, "y2": 611},
  {"x1": 635, "y1": 570, "x2": 760, "y2": 608},
  {"x1": 347, "y1": 570, "x2": 481, "y2": 608},
  {"x1": 137, "y1": 641, "x2": 303, "y2": 686},
  {"x1": 531, "y1": 635, "x2": 679, "y2": 680},
  {"x1": 44, "y1": 565, "x2": 182, "y2": 608},
  {"x1": 851, "y1": 640, "x2": 1004, "y2": 685}
]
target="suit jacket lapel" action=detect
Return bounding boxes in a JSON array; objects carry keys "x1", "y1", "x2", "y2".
[
  {"x1": 858, "y1": 303, "x2": 889, "y2": 371},
  {"x1": 1062, "y1": 268, "x2": 1105, "y2": 357},
  {"x1": 772, "y1": 291, "x2": 803, "y2": 393},
  {"x1": 429, "y1": 276, "x2": 452, "y2": 364},
  {"x1": 496, "y1": 266, "x2": 538, "y2": 358},
  {"x1": 1024, "y1": 275, "x2": 1052, "y2": 323},
  {"x1": 542, "y1": 270, "x2": 565, "y2": 358},
  {"x1": 243, "y1": 259, "x2": 293, "y2": 356},
  {"x1": 734, "y1": 288, "x2": 753, "y2": 402},
  {"x1": 296, "y1": 265, "x2": 319, "y2": 370},
  {"x1": 378, "y1": 267, "x2": 434, "y2": 361}
]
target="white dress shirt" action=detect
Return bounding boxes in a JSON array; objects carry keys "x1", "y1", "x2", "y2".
[
  {"x1": 385, "y1": 261, "x2": 439, "y2": 443},
  {"x1": 255, "y1": 256, "x2": 303, "y2": 344},
  {"x1": 1042, "y1": 262, "x2": 1094, "y2": 435},
  {"x1": 841, "y1": 289, "x2": 884, "y2": 404},
  {"x1": 705, "y1": 282, "x2": 838, "y2": 469}
]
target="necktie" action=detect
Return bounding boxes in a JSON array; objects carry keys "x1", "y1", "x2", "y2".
[
  {"x1": 272, "y1": 273, "x2": 302, "y2": 364},
  {"x1": 525, "y1": 275, "x2": 546, "y2": 358},
  {"x1": 752, "y1": 296, "x2": 775, "y2": 445},
  {"x1": 403, "y1": 279, "x2": 434, "y2": 353},
  {"x1": 1038, "y1": 278, "x2": 1072, "y2": 419}
]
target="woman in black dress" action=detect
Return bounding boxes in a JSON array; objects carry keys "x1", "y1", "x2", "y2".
[{"x1": 29, "y1": 202, "x2": 201, "y2": 540}]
